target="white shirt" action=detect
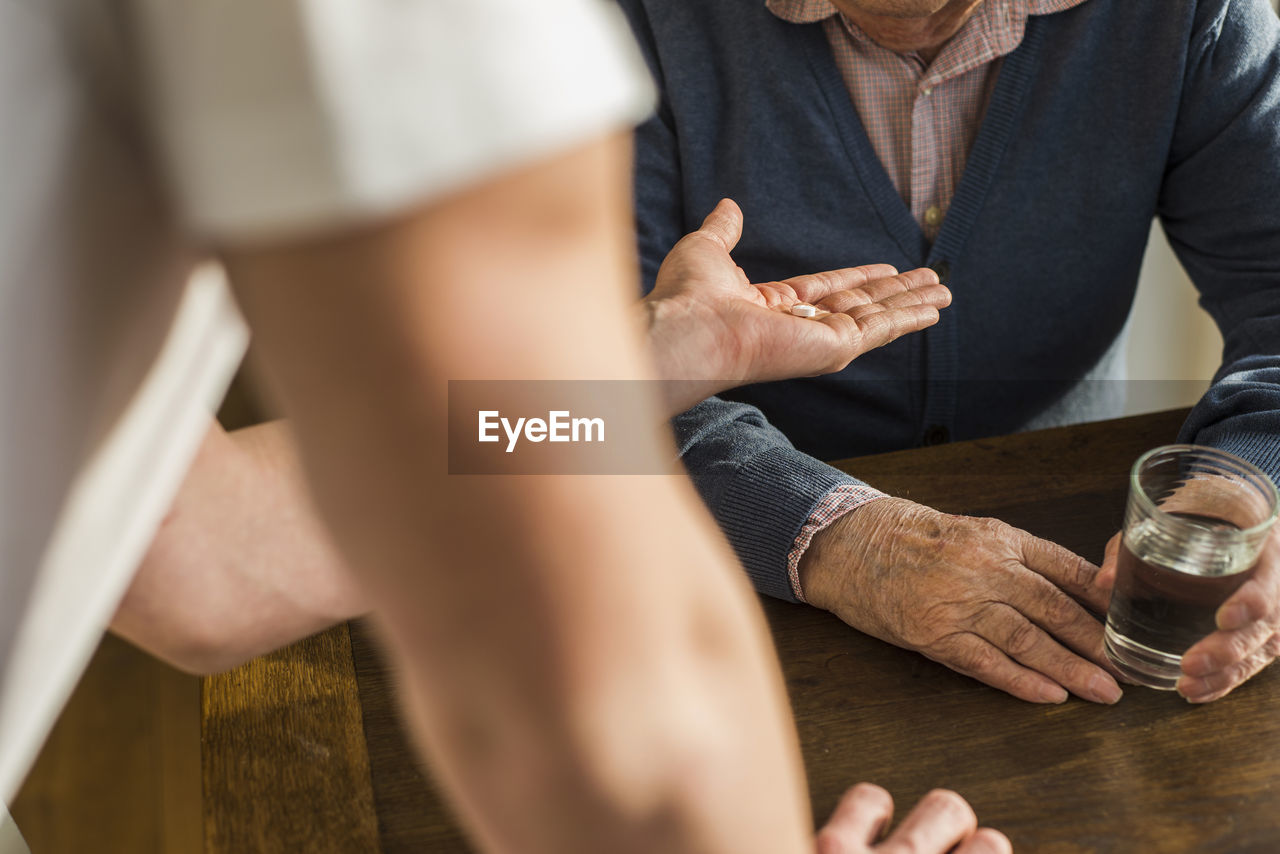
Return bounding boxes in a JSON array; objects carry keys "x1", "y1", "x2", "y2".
[{"x1": 0, "y1": 0, "x2": 653, "y2": 805}]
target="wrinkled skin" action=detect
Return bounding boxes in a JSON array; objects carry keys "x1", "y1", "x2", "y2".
[{"x1": 801, "y1": 497, "x2": 1124, "y2": 705}]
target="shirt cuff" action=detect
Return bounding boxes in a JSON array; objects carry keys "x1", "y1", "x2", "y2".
[
  {"x1": 785, "y1": 485, "x2": 887, "y2": 603},
  {"x1": 712, "y1": 446, "x2": 861, "y2": 602}
]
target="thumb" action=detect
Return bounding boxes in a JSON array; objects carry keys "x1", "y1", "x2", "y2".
[
  {"x1": 1095, "y1": 531, "x2": 1122, "y2": 595},
  {"x1": 695, "y1": 198, "x2": 744, "y2": 253}
]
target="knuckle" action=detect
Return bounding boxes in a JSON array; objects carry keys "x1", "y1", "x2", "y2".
[
  {"x1": 1265, "y1": 633, "x2": 1280, "y2": 658},
  {"x1": 1059, "y1": 660, "x2": 1096, "y2": 690},
  {"x1": 1244, "y1": 650, "x2": 1272, "y2": 681},
  {"x1": 921, "y1": 788, "x2": 976, "y2": 823},
  {"x1": 956, "y1": 642, "x2": 1001, "y2": 675},
  {"x1": 1045, "y1": 590, "x2": 1085, "y2": 628},
  {"x1": 927, "y1": 633, "x2": 978, "y2": 666},
  {"x1": 1003, "y1": 620, "x2": 1040, "y2": 658},
  {"x1": 977, "y1": 516, "x2": 1006, "y2": 536},
  {"x1": 918, "y1": 599, "x2": 963, "y2": 634},
  {"x1": 1067, "y1": 555, "x2": 1098, "y2": 589},
  {"x1": 1227, "y1": 629, "x2": 1262, "y2": 661},
  {"x1": 921, "y1": 630, "x2": 960, "y2": 657},
  {"x1": 1218, "y1": 644, "x2": 1249, "y2": 670},
  {"x1": 997, "y1": 554, "x2": 1027, "y2": 578}
]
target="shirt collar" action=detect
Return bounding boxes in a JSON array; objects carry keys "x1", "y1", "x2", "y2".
[
  {"x1": 766, "y1": 0, "x2": 1090, "y2": 29},
  {"x1": 766, "y1": 0, "x2": 839, "y2": 25}
]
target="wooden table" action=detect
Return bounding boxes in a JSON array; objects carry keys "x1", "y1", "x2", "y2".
[{"x1": 202, "y1": 408, "x2": 1280, "y2": 853}]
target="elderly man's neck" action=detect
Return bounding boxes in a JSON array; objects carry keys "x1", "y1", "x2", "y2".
[{"x1": 833, "y1": 0, "x2": 986, "y2": 63}]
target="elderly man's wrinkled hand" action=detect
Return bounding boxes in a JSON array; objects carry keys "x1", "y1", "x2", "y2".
[
  {"x1": 1098, "y1": 529, "x2": 1280, "y2": 703},
  {"x1": 800, "y1": 497, "x2": 1123, "y2": 705}
]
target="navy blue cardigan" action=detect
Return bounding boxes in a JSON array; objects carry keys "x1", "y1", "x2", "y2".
[{"x1": 618, "y1": 0, "x2": 1280, "y2": 601}]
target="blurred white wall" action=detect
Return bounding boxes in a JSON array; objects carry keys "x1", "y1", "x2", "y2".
[
  {"x1": 1122, "y1": 222, "x2": 1222, "y2": 415},
  {"x1": 1123, "y1": 0, "x2": 1277, "y2": 414}
]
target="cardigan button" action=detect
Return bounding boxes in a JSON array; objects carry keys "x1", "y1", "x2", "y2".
[
  {"x1": 930, "y1": 260, "x2": 951, "y2": 283},
  {"x1": 922, "y1": 424, "x2": 951, "y2": 446}
]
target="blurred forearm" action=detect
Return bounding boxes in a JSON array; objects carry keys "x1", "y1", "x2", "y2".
[
  {"x1": 112, "y1": 418, "x2": 366, "y2": 674},
  {"x1": 219, "y1": 134, "x2": 812, "y2": 854}
]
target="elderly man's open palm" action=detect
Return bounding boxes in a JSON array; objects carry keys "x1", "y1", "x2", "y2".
[{"x1": 644, "y1": 199, "x2": 950, "y2": 413}]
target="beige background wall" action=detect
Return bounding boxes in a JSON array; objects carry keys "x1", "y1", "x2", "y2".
[
  {"x1": 1123, "y1": 0, "x2": 1278, "y2": 415},
  {"x1": 1123, "y1": 223, "x2": 1222, "y2": 415}
]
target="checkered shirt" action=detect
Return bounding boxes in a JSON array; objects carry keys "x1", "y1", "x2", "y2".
[{"x1": 771, "y1": 0, "x2": 1089, "y2": 600}]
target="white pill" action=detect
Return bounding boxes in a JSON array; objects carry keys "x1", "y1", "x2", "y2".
[{"x1": 791, "y1": 303, "x2": 817, "y2": 318}]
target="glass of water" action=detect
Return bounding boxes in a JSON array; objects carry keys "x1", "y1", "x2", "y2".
[{"x1": 1103, "y1": 445, "x2": 1279, "y2": 690}]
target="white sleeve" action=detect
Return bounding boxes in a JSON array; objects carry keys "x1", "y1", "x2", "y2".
[{"x1": 131, "y1": 0, "x2": 657, "y2": 242}]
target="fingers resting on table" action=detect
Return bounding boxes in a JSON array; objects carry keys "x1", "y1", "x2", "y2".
[
  {"x1": 800, "y1": 498, "x2": 1123, "y2": 706},
  {"x1": 815, "y1": 784, "x2": 1010, "y2": 854}
]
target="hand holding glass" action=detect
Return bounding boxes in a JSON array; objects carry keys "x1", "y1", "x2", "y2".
[{"x1": 1104, "y1": 445, "x2": 1279, "y2": 690}]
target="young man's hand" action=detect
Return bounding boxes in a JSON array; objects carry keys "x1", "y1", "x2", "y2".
[
  {"x1": 815, "y1": 784, "x2": 1010, "y2": 854},
  {"x1": 642, "y1": 199, "x2": 950, "y2": 415}
]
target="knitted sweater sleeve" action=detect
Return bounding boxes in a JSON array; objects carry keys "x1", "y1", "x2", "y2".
[
  {"x1": 1164, "y1": 0, "x2": 1280, "y2": 479},
  {"x1": 669, "y1": 399, "x2": 863, "y2": 602}
]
